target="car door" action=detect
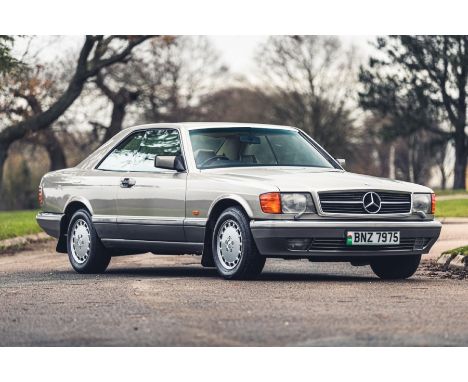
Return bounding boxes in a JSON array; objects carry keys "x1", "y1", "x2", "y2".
[
  {"x1": 115, "y1": 128, "x2": 187, "y2": 243},
  {"x1": 91, "y1": 131, "x2": 146, "y2": 239}
]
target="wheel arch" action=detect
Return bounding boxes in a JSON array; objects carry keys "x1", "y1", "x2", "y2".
[
  {"x1": 56, "y1": 199, "x2": 93, "y2": 253},
  {"x1": 63, "y1": 196, "x2": 94, "y2": 215},
  {"x1": 201, "y1": 196, "x2": 252, "y2": 267},
  {"x1": 207, "y1": 194, "x2": 254, "y2": 220}
]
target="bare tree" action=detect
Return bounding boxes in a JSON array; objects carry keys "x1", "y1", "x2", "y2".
[
  {"x1": 132, "y1": 36, "x2": 228, "y2": 123},
  {"x1": 359, "y1": 36, "x2": 468, "y2": 189},
  {"x1": 197, "y1": 86, "x2": 276, "y2": 123},
  {"x1": 0, "y1": 62, "x2": 69, "y2": 170},
  {"x1": 0, "y1": 35, "x2": 154, "y2": 193},
  {"x1": 92, "y1": 70, "x2": 140, "y2": 143},
  {"x1": 391, "y1": 131, "x2": 440, "y2": 184},
  {"x1": 255, "y1": 36, "x2": 358, "y2": 159},
  {"x1": 0, "y1": 36, "x2": 22, "y2": 75},
  {"x1": 350, "y1": 116, "x2": 392, "y2": 177}
]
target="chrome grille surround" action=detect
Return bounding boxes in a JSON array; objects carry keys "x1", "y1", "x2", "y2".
[{"x1": 317, "y1": 190, "x2": 412, "y2": 215}]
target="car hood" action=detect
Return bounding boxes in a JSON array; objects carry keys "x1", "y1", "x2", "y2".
[{"x1": 204, "y1": 167, "x2": 433, "y2": 193}]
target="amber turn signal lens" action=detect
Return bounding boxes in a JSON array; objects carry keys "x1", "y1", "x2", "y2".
[
  {"x1": 431, "y1": 193, "x2": 436, "y2": 214},
  {"x1": 260, "y1": 192, "x2": 282, "y2": 214},
  {"x1": 38, "y1": 185, "x2": 43, "y2": 207}
]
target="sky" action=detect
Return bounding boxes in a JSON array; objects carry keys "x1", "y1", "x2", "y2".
[
  {"x1": 13, "y1": 35, "x2": 375, "y2": 80},
  {"x1": 209, "y1": 35, "x2": 268, "y2": 75},
  {"x1": 210, "y1": 35, "x2": 374, "y2": 77}
]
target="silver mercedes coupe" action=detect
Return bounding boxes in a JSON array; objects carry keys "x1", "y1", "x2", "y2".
[{"x1": 37, "y1": 123, "x2": 441, "y2": 280}]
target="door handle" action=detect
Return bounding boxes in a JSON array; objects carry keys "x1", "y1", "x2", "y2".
[{"x1": 120, "y1": 177, "x2": 136, "y2": 188}]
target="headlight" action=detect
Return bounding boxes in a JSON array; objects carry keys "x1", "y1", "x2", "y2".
[
  {"x1": 260, "y1": 192, "x2": 315, "y2": 214},
  {"x1": 281, "y1": 193, "x2": 315, "y2": 214},
  {"x1": 412, "y1": 193, "x2": 435, "y2": 214}
]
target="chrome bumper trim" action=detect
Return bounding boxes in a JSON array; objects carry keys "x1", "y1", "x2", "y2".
[
  {"x1": 250, "y1": 220, "x2": 442, "y2": 229},
  {"x1": 36, "y1": 212, "x2": 64, "y2": 239}
]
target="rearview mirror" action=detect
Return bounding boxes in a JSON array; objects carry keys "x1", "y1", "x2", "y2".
[
  {"x1": 240, "y1": 135, "x2": 261, "y2": 144},
  {"x1": 154, "y1": 155, "x2": 186, "y2": 172},
  {"x1": 336, "y1": 158, "x2": 346, "y2": 168}
]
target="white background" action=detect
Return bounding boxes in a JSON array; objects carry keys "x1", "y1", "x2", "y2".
[{"x1": 1, "y1": 0, "x2": 467, "y2": 381}]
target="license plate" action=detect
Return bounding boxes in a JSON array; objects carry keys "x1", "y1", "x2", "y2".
[{"x1": 346, "y1": 231, "x2": 400, "y2": 246}]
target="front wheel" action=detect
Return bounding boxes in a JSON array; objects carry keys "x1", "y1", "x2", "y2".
[
  {"x1": 212, "y1": 207, "x2": 266, "y2": 280},
  {"x1": 370, "y1": 255, "x2": 421, "y2": 280},
  {"x1": 67, "y1": 209, "x2": 111, "y2": 274}
]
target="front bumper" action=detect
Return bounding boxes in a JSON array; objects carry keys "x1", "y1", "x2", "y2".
[
  {"x1": 36, "y1": 212, "x2": 64, "y2": 239},
  {"x1": 250, "y1": 219, "x2": 442, "y2": 258}
]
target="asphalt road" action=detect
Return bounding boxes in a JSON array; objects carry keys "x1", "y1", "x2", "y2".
[{"x1": 0, "y1": 241, "x2": 467, "y2": 346}]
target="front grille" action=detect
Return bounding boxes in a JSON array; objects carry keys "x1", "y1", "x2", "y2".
[
  {"x1": 307, "y1": 237, "x2": 430, "y2": 252},
  {"x1": 318, "y1": 191, "x2": 411, "y2": 214}
]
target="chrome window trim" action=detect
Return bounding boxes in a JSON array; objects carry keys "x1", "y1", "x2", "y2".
[{"x1": 297, "y1": 129, "x2": 343, "y2": 170}]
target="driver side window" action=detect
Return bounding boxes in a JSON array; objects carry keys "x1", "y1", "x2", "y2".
[
  {"x1": 130, "y1": 129, "x2": 182, "y2": 172},
  {"x1": 97, "y1": 131, "x2": 145, "y2": 171}
]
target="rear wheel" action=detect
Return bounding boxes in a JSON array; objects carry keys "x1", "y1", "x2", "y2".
[
  {"x1": 370, "y1": 255, "x2": 421, "y2": 280},
  {"x1": 212, "y1": 207, "x2": 266, "y2": 280},
  {"x1": 67, "y1": 209, "x2": 111, "y2": 274}
]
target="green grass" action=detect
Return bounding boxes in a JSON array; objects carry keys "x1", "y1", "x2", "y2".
[
  {"x1": 434, "y1": 189, "x2": 468, "y2": 197},
  {"x1": 0, "y1": 210, "x2": 41, "y2": 241},
  {"x1": 436, "y1": 199, "x2": 468, "y2": 218},
  {"x1": 442, "y1": 245, "x2": 468, "y2": 257}
]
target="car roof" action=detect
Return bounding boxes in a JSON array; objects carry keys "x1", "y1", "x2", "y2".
[{"x1": 127, "y1": 122, "x2": 299, "y2": 131}]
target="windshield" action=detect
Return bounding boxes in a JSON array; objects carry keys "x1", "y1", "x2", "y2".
[{"x1": 189, "y1": 128, "x2": 335, "y2": 169}]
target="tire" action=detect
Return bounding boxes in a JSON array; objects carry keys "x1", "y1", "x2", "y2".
[
  {"x1": 66, "y1": 209, "x2": 111, "y2": 274},
  {"x1": 370, "y1": 254, "x2": 421, "y2": 280},
  {"x1": 212, "y1": 207, "x2": 266, "y2": 280}
]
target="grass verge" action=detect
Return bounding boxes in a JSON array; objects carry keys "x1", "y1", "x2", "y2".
[
  {"x1": 436, "y1": 199, "x2": 468, "y2": 218},
  {"x1": 0, "y1": 210, "x2": 42, "y2": 241},
  {"x1": 434, "y1": 189, "x2": 468, "y2": 197},
  {"x1": 442, "y1": 245, "x2": 468, "y2": 257}
]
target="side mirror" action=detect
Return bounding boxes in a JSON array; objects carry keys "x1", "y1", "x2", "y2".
[
  {"x1": 154, "y1": 155, "x2": 186, "y2": 172},
  {"x1": 336, "y1": 158, "x2": 346, "y2": 168}
]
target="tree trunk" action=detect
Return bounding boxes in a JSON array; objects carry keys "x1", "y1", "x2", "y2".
[
  {"x1": 0, "y1": 143, "x2": 9, "y2": 209},
  {"x1": 103, "y1": 102, "x2": 126, "y2": 143},
  {"x1": 388, "y1": 144, "x2": 395, "y2": 179},
  {"x1": 440, "y1": 164, "x2": 447, "y2": 190},
  {"x1": 98, "y1": 87, "x2": 139, "y2": 144},
  {"x1": 453, "y1": 140, "x2": 467, "y2": 189},
  {"x1": 42, "y1": 130, "x2": 67, "y2": 171},
  {"x1": 453, "y1": 112, "x2": 467, "y2": 189}
]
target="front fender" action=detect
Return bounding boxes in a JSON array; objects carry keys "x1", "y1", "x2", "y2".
[{"x1": 207, "y1": 194, "x2": 254, "y2": 219}]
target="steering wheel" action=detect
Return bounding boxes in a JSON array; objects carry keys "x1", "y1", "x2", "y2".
[{"x1": 199, "y1": 155, "x2": 230, "y2": 167}]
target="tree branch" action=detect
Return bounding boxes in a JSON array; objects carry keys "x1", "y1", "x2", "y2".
[{"x1": 0, "y1": 35, "x2": 153, "y2": 145}]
